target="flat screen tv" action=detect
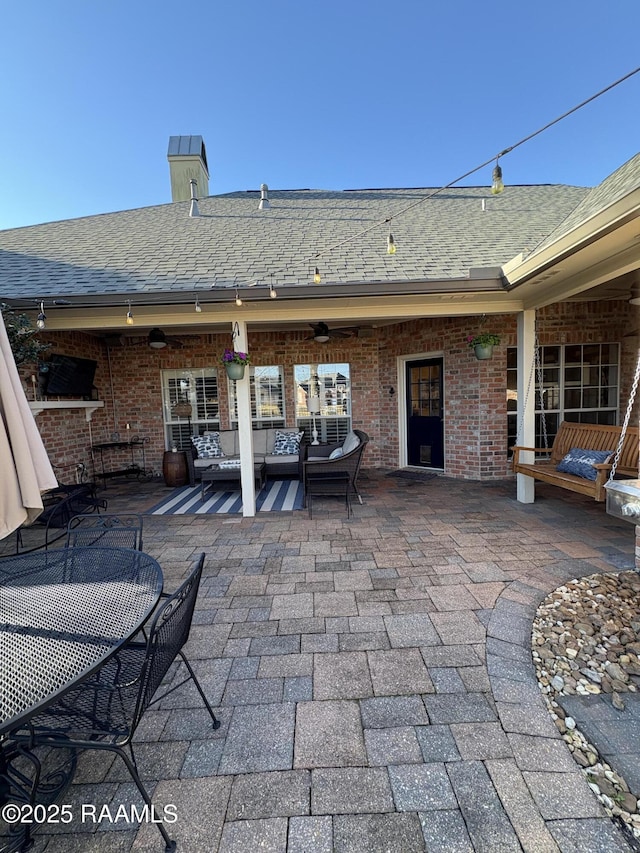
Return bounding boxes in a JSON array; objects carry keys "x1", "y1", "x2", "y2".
[{"x1": 43, "y1": 355, "x2": 97, "y2": 397}]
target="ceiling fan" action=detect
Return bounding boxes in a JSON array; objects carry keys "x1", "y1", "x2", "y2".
[
  {"x1": 147, "y1": 328, "x2": 184, "y2": 349},
  {"x1": 306, "y1": 322, "x2": 354, "y2": 342}
]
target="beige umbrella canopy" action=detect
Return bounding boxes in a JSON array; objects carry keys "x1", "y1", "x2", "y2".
[{"x1": 0, "y1": 312, "x2": 57, "y2": 540}]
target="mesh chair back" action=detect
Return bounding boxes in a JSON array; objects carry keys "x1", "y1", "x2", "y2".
[
  {"x1": 134, "y1": 553, "x2": 205, "y2": 726},
  {"x1": 66, "y1": 514, "x2": 144, "y2": 550}
]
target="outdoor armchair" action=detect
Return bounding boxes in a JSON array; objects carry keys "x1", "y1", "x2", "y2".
[{"x1": 302, "y1": 428, "x2": 369, "y2": 505}]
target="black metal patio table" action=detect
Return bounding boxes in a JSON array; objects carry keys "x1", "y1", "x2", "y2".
[{"x1": 0, "y1": 546, "x2": 163, "y2": 851}]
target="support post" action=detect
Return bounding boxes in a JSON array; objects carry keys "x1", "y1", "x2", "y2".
[
  {"x1": 232, "y1": 319, "x2": 256, "y2": 517},
  {"x1": 516, "y1": 309, "x2": 536, "y2": 503}
]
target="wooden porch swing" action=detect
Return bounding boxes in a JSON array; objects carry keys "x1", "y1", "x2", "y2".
[{"x1": 511, "y1": 331, "x2": 639, "y2": 502}]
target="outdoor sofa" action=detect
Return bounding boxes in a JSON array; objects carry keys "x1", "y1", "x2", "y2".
[{"x1": 185, "y1": 427, "x2": 306, "y2": 486}]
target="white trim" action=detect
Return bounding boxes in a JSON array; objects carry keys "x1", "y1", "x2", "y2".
[{"x1": 397, "y1": 351, "x2": 445, "y2": 470}]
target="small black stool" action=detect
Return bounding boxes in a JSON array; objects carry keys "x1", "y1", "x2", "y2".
[{"x1": 305, "y1": 471, "x2": 351, "y2": 519}]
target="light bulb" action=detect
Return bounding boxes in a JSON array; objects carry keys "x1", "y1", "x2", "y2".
[
  {"x1": 313, "y1": 267, "x2": 321, "y2": 284},
  {"x1": 235, "y1": 290, "x2": 243, "y2": 307},
  {"x1": 491, "y1": 163, "x2": 504, "y2": 195},
  {"x1": 269, "y1": 285, "x2": 277, "y2": 299},
  {"x1": 195, "y1": 296, "x2": 202, "y2": 313},
  {"x1": 36, "y1": 302, "x2": 46, "y2": 330},
  {"x1": 387, "y1": 233, "x2": 397, "y2": 255},
  {"x1": 126, "y1": 301, "x2": 134, "y2": 325}
]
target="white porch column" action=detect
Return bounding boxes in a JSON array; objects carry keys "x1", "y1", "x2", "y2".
[
  {"x1": 516, "y1": 309, "x2": 536, "y2": 503},
  {"x1": 233, "y1": 320, "x2": 256, "y2": 517}
]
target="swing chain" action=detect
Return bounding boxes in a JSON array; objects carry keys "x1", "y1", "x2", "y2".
[
  {"x1": 535, "y1": 341, "x2": 550, "y2": 456},
  {"x1": 608, "y1": 351, "x2": 640, "y2": 481}
]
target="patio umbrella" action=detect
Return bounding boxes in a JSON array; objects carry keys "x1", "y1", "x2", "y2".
[{"x1": 0, "y1": 311, "x2": 57, "y2": 540}]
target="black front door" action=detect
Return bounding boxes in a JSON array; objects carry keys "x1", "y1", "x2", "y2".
[{"x1": 406, "y1": 358, "x2": 444, "y2": 468}]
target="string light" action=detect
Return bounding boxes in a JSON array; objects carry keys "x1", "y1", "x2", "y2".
[
  {"x1": 126, "y1": 301, "x2": 134, "y2": 325},
  {"x1": 288, "y1": 66, "x2": 640, "y2": 276},
  {"x1": 36, "y1": 302, "x2": 46, "y2": 330},
  {"x1": 269, "y1": 276, "x2": 277, "y2": 299},
  {"x1": 195, "y1": 294, "x2": 202, "y2": 313},
  {"x1": 387, "y1": 232, "x2": 397, "y2": 255},
  {"x1": 491, "y1": 160, "x2": 504, "y2": 195},
  {"x1": 235, "y1": 288, "x2": 243, "y2": 307},
  {"x1": 313, "y1": 267, "x2": 321, "y2": 284}
]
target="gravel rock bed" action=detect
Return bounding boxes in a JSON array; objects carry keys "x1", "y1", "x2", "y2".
[{"x1": 533, "y1": 570, "x2": 640, "y2": 839}]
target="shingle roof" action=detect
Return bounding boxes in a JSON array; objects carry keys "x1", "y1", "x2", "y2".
[
  {"x1": 0, "y1": 184, "x2": 589, "y2": 301},
  {"x1": 530, "y1": 152, "x2": 640, "y2": 254}
]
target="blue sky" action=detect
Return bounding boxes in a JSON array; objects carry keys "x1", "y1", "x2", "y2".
[{"x1": 2, "y1": 1, "x2": 639, "y2": 230}]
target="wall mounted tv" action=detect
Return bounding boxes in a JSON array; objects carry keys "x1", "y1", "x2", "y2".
[{"x1": 43, "y1": 355, "x2": 97, "y2": 397}]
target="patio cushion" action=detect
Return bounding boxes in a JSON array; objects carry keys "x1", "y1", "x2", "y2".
[
  {"x1": 556, "y1": 447, "x2": 612, "y2": 481},
  {"x1": 329, "y1": 447, "x2": 344, "y2": 459},
  {"x1": 192, "y1": 434, "x2": 225, "y2": 459},
  {"x1": 342, "y1": 430, "x2": 360, "y2": 455},
  {"x1": 273, "y1": 430, "x2": 303, "y2": 455}
]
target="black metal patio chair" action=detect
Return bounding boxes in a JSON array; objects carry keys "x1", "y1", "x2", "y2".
[
  {"x1": 65, "y1": 513, "x2": 144, "y2": 550},
  {"x1": 15, "y1": 483, "x2": 107, "y2": 555},
  {"x1": 13, "y1": 552, "x2": 218, "y2": 853}
]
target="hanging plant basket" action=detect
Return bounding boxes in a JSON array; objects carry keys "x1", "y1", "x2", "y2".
[
  {"x1": 225, "y1": 361, "x2": 246, "y2": 380},
  {"x1": 474, "y1": 344, "x2": 494, "y2": 360}
]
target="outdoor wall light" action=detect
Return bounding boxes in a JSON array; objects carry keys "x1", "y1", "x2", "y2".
[{"x1": 389, "y1": 386, "x2": 395, "y2": 397}]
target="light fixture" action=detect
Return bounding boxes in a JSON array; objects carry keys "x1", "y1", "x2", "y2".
[
  {"x1": 314, "y1": 332, "x2": 330, "y2": 343},
  {"x1": 235, "y1": 289, "x2": 243, "y2": 307},
  {"x1": 258, "y1": 183, "x2": 270, "y2": 210},
  {"x1": 269, "y1": 283, "x2": 277, "y2": 299},
  {"x1": 387, "y1": 232, "x2": 397, "y2": 255},
  {"x1": 313, "y1": 266, "x2": 321, "y2": 284},
  {"x1": 36, "y1": 302, "x2": 46, "y2": 330},
  {"x1": 195, "y1": 294, "x2": 202, "y2": 313},
  {"x1": 630, "y1": 296, "x2": 640, "y2": 306},
  {"x1": 491, "y1": 160, "x2": 504, "y2": 195},
  {"x1": 307, "y1": 396, "x2": 321, "y2": 445},
  {"x1": 126, "y1": 301, "x2": 134, "y2": 325},
  {"x1": 148, "y1": 328, "x2": 168, "y2": 349}
]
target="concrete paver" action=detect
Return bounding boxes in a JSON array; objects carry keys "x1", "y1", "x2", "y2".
[{"x1": 23, "y1": 472, "x2": 637, "y2": 852}]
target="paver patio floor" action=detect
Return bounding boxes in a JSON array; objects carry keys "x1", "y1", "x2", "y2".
[{"x1": 24, "y1": 471, "x2": 639, "y2": 851}]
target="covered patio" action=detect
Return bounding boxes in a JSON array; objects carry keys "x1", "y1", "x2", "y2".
[{"x1": 19, "y1": 471, "x2": 638, "y2": 852}]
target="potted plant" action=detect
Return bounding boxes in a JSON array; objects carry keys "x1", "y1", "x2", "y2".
[
  {"x1": 221, "y1": 347, "x2": 250, "y2": 380},
  {"x1": 466, "y1": 332, "x2": 501, "y2": 360}
]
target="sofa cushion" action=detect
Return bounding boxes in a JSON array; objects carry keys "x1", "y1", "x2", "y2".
[
  {"x1": 192, "y1": 433, "x2": 224, "y2": 459},
  {"x1": 253, "y1": 429, "x2": 270, "y2": 455},
  {"x1": 273, "y1": 430, "x2": 304, "y2": 455},
  {"x1": 556, "y1": 447, "x2": 612, "y2": 481},
  {"x1": 217, "y1": 431, "x2": 238, "y2": 457},
  {"x1": 342, "y1": 431, "x2": 360, "y2": 455},
  {"x1": 265, "y1": 453, "x2": 298, "y2": 466}
]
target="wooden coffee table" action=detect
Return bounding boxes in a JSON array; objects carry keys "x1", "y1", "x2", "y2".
[{"x1": 200, "y1": 461, "x2": 266, "y2": 501}]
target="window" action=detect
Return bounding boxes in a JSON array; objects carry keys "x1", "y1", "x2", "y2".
[
  {"x1": 507, "y1": 343, "x2": 619, "y2": 454},
  {"x1": 229, "y1": 366, "x2": 285, "y2": 429},
  {"x1": 294, "y1": 363, "x2": 351, "y2": 443},
  {"x1": 161, "y1": 368, "x2": 219, "y2": 449}
]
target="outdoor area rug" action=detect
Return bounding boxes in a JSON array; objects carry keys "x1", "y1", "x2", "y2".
[{"x1": 145, "y1": 479, "x2": 304, "y2": 515}]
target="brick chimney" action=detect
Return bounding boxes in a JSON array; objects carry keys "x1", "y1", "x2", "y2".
[{"x1": 167, "y1": 136, "x2": 209, "y2": 202}]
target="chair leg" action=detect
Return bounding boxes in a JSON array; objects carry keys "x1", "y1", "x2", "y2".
[
  {"x1": 178, "y1": 652, "x2": 221, "y2": 730},
  {"x1": 113, "y1": 744, "x2": 177, "y2": 853}
]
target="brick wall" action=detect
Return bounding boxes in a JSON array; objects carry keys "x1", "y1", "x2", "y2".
[{"x1": 19, "y1": 299, "x2": 636, "y2": 484}]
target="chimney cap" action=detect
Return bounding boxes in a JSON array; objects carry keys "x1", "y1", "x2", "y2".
[{"x1": 167, "y1": 135, "x2": 209, "y2": 175}]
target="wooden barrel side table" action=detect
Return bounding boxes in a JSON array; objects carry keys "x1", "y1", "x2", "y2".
[{"x1": 163, "y1": 450, "x2": 188, "y2": 487}]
